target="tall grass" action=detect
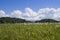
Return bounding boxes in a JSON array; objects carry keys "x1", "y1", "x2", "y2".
[{"x1": 0, "y1": 23, "x2": 60, "y2": 40}]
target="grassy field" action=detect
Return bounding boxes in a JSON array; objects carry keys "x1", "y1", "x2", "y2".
[{"x1": 0, "y1": 23, "x2": 60, "y2": 40}]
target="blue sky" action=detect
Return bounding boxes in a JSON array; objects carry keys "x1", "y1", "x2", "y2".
[
  {"x1": 0, "y1": 0, "x2": 60, "y2": 21},
  {"x1": 0, "y1": 0, "x2": 60, "y2": 13}
]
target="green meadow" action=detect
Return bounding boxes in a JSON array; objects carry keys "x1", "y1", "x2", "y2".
[{"x1": 0, "y1": 23, "x2": 60, "y2": 40}]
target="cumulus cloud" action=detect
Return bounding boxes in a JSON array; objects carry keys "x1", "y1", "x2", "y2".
[
  {"x1": 0, "y1": 10, "x2": 9, "y2": 17},
  {"x1": 22, "y1": 8, "x2": 43, "y2": 21},
  {"x1": 38, "y1": 8, "x2": 55, "y2": 18},
  {"x1": 10, "y1": 8, "x2": 45, "y2": 21},
  {"x1": 53, "y1": 8, "x2": 60, "y2": 18},
  {"x1": 0, "y1": 8, "x2": 60, "y2": 21},
  {"x1": 10, "y1": 10, "x2": 23, "y2": 18},
  {"x1": 25, "y1": 8, "x2": 37, "y2": 17}
]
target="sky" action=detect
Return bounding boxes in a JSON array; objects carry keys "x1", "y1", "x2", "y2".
[{"x1": 0, "y1": 0, "x2": 60, "y2": 21}]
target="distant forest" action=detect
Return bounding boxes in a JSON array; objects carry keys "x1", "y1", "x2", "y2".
[{"x1": 0, "y1": 17, "x2": 59, "y2": 23}]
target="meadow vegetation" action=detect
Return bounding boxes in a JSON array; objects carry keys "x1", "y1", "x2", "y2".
[{"x1": 0, "y1": 23, "x2": 60, "y2": 40}]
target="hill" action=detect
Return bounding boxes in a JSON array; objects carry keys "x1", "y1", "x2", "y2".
[
  {"x1": 0, "y1": 17, "x2": 59, "y2": 23},
  {"x1": 35, "y1": 19, "x2": 59, "y2": 23},
  {"x1": 0, "y1": 17, "x2": 26, "y2": 23}
]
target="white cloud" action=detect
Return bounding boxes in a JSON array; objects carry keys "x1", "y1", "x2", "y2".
[
  {"x1": 0, "y1": 8, "x2": 60, "y2": 21},
  {"x1": 38, "y1": 8, "x2": 55, "y2": 18},
  {"x1": 25, "y1": 8, "x2": 37, "y2": 17},
  {"x1": 21, "y1": 8, "x2": 45, "y2": 21},
  {"x1": 53, "y1": 8, "x2": 60, "y2": 18},
  {"x1": 0, "y1": 10, "x2": 9, "y2": 17},
  {"x1": 10, "y1": 10, "x2": 23, "y2": 18}
]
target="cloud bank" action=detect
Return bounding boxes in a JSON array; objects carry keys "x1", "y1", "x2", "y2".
[{"x1": 0, "y1": 8, "x2": 60, "y2": 21}]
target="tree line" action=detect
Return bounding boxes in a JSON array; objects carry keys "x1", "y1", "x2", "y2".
[
  {"x1": 0, "y1": 17, "x2": 59, "y2": 23},
  {"x1": 0, "y1": 17, "x2": 26, "y2": 23}
]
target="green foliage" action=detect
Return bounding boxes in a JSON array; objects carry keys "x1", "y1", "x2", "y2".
[
  {"x1": 0, "y1": 17, "x2": 26, "y2": 23},
  {"x1": 0, "y1": 17, "x2": 59, "y2": 23},
  {"x1": 35, "y1": 19, "x2": 58, "y2": 23},
  {"x1": 0, "y1": 23, "x2": 60, "y2": 40}
]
